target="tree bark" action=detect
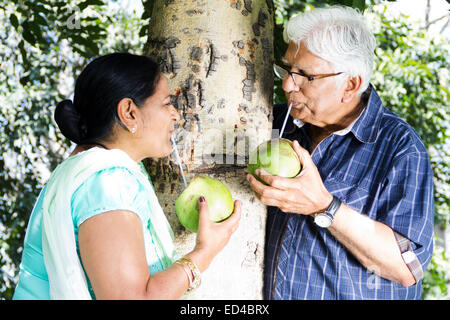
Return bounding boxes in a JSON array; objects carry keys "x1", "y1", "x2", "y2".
[{"x1": 144, "y1": 0, "x2": 274, "y2": 299}]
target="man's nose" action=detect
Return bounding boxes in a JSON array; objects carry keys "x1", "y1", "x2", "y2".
[{"x1": 282, "y1": 75, "x2": 300, "y2": 93}]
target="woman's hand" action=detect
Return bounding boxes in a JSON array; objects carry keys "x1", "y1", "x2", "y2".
[
  {"x1": 246, "y1": 140, "x2": 332, "y2": 215},
  {"x1": 188, "y1": 197, "x2": 241, "y2": 272}
]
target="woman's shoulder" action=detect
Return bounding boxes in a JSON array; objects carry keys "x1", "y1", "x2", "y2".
[{"x1": 71, "y1": 166, "x2": 151, "y2": 228}]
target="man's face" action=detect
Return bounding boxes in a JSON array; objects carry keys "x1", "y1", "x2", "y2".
[{"x1": 282, "y1": 41, "x2": 348, "y2": 128}]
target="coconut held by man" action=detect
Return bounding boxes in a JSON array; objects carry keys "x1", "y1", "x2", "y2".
[{"x1": 248, "y1": 138, "x2": 301, "y2": 183}]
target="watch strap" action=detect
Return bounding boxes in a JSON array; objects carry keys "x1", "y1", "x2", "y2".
[{"x1": 325, "y1": 195, "x2": 341, "y2": 219}]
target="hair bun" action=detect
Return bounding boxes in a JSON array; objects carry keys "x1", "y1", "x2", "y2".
[{"x1": 54, "y1": 99, "x2": 84, "y2": 144}]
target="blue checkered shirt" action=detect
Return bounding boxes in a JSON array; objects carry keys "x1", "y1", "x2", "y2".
[{"x1": 264, "y1": 85, "x2": 434, "y2": 300}]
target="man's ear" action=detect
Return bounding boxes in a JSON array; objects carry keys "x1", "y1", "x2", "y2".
[
  {"x1": 116, "y1": 98, "x2": 138, "y2": 131},
  {"x1": 342, "y1": 75, "x2": 362, "y2": 103}
]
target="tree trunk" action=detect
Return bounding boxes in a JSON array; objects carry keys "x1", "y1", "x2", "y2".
[{"x1": 144, "y1": 0, "x2": 274, "y2": 299}]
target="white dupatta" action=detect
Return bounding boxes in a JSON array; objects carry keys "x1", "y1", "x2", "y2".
[{"x1": 41, "y1": 147, "x2": 178, "y2": 299}]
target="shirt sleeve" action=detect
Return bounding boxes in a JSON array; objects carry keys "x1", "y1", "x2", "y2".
[
  {"x1": 71, "y1": 167, "x2": 151, "y2": 228},
  {"x1": 393, "y1": 231, "x2": 424, "y2": 283},
  {"x1": 376, "y1": 149, "x2": 434, "y2": 275}
]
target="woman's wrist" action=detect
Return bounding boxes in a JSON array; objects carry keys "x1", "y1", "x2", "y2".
[
  {"x1": 185, "y1": 247, "x2": 213, "y2": 273},
  {"x1": 175, "y1": 256, "x2": 202, "y2": 292}
]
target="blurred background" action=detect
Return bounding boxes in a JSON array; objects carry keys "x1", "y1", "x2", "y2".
[{"x1": 0, "y1": 0, "x2": 448, "y2": 299}]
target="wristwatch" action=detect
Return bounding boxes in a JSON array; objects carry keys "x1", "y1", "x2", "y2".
[{"x1": 314, "y1": 196, "x2": 342, "y2": 228}]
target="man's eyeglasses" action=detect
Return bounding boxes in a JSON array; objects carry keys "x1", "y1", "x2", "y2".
[{"x1": 273, "y1": 63, "x2": 344, "y2": 86}]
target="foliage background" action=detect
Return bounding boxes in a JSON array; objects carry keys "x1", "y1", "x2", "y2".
[{"x1": 0, "y1": 0, "x2": 448, "y2": 299}]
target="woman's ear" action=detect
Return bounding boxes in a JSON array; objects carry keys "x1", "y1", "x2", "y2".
[
  {"x1": 342, "y1": 75, "x2": 362, "y2": 103},
  {"x1": 116, "y1": 98, "x2": 138, "y2": 133}
]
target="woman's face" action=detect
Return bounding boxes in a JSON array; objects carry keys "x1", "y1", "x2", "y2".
[{"x1": 137, "y1": 76, "x2": 180, "y2": 158}]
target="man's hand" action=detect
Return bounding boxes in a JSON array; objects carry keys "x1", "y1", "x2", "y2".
[{"x1": 246, "y1": 140, "x2": 333, "y2": 215}]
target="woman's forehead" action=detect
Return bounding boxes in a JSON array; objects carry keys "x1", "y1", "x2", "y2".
[{"x1": 154, "y1": 76, "x2": 171, "y2": 98}]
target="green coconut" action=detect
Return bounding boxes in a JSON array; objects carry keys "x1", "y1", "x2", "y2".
[
  {"x1": 248, "y1": 138, "x2": 301, "y2": 182},
  {"x1": 175, "y1": 175, "x2": 234, "y2": 233}
]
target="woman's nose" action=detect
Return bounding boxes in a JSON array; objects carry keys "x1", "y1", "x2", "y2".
[{"x1": 172, "y1": 105, "x2": 180, "y2": 122}]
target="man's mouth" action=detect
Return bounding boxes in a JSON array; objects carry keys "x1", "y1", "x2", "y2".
[{"x1": 289, "y1": 100, "x2": 303, "y2": 108}]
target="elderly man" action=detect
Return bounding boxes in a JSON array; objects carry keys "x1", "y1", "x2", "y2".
[{"x1": 247, "y1": 6, "x2": 434, "y2": 299}]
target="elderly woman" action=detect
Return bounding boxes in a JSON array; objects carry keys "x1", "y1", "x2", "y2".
[
  {"x1": 13, "y1": 53, "x2": 241, "y2": 299},
  {"x1": 247, "y1": 6, "x2": 434, "y2": 300}
]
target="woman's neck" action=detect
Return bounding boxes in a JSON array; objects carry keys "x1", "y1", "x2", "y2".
[{"x1": 69, "y1": 141, "x2": 109, "y2": 157}]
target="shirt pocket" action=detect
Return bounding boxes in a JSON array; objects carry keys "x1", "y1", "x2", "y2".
[{"x1": 324, "y1": 173, "x2": 373, "y2": 216}]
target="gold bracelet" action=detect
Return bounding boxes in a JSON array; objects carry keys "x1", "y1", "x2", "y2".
[
  {"x1": 175, "y1": 260, "x2": 193, "y2": 288},
  {"x1": 176, "y1": 257, "x2": 201, "y2": 292}
]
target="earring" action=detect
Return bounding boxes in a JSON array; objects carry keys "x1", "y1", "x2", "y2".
[{"x1": 130, "y1": 127, "x2": 136, "y2": 134}]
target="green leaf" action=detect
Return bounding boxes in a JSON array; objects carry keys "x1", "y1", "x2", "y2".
[
  {"x1": 139, "y1": 25, "x2": 148, "y2": 37},
  {"x1": 21, "y1": 21, "x2": 36, "y2": 45},
  {"x1": 29, "y1": 20, "x2": 44, "y2": 43},
  {"x1": 19, "y1": 75, "x2": 30, "y2": 86},
  {"x1": 10, "y1": 14, "x2": 19, "y2": 30},
  {"x1": 78, "y1": 0, "x2": 105, "y2": 11},
  {"x1": 352, "y1": 0, "x2": 366, "y2": 12},
  {"x1": 35, "y1": 13, "x2": 48, "y2": 27},
  {"x1": 18, "y1": 40, "x2": 27, "y2": 62}
]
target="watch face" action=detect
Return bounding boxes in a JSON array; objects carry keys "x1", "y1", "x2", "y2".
[{"x1": 314, "y1": 214, "x2": 332, "y2": 228}]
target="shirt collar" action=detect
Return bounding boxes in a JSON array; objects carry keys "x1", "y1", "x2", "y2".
[
  {"x1": 350, "y1": 85, "x2": 383, "y2": 144},
  {"x1": 292, "y1": 84, "x2": 382, "y2": 144}
]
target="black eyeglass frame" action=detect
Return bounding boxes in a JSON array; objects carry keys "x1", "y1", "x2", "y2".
[{"x1": 273, "y1": 63, "x2": 344, "y2": 84}]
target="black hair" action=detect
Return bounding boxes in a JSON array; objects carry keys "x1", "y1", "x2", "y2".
[{"x1": 54, "y1": 53, "x2": 161, "y2": 145}]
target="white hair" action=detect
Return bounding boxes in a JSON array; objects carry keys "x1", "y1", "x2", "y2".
[{"x1": 283, "y1": 6, "x2": 376, "y2": 95}]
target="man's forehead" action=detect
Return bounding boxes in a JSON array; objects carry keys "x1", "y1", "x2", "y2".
[
  {"x1": 283, "y1": 42, "x2": 300, "y2": 60},
  {"x1": 283, "y1": 41, "x2": 331, "y2": 71}
]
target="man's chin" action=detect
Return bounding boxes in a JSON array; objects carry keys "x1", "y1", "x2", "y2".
[{"x1": 290, "y1": 104, "x2": 307, "y2": 118}]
